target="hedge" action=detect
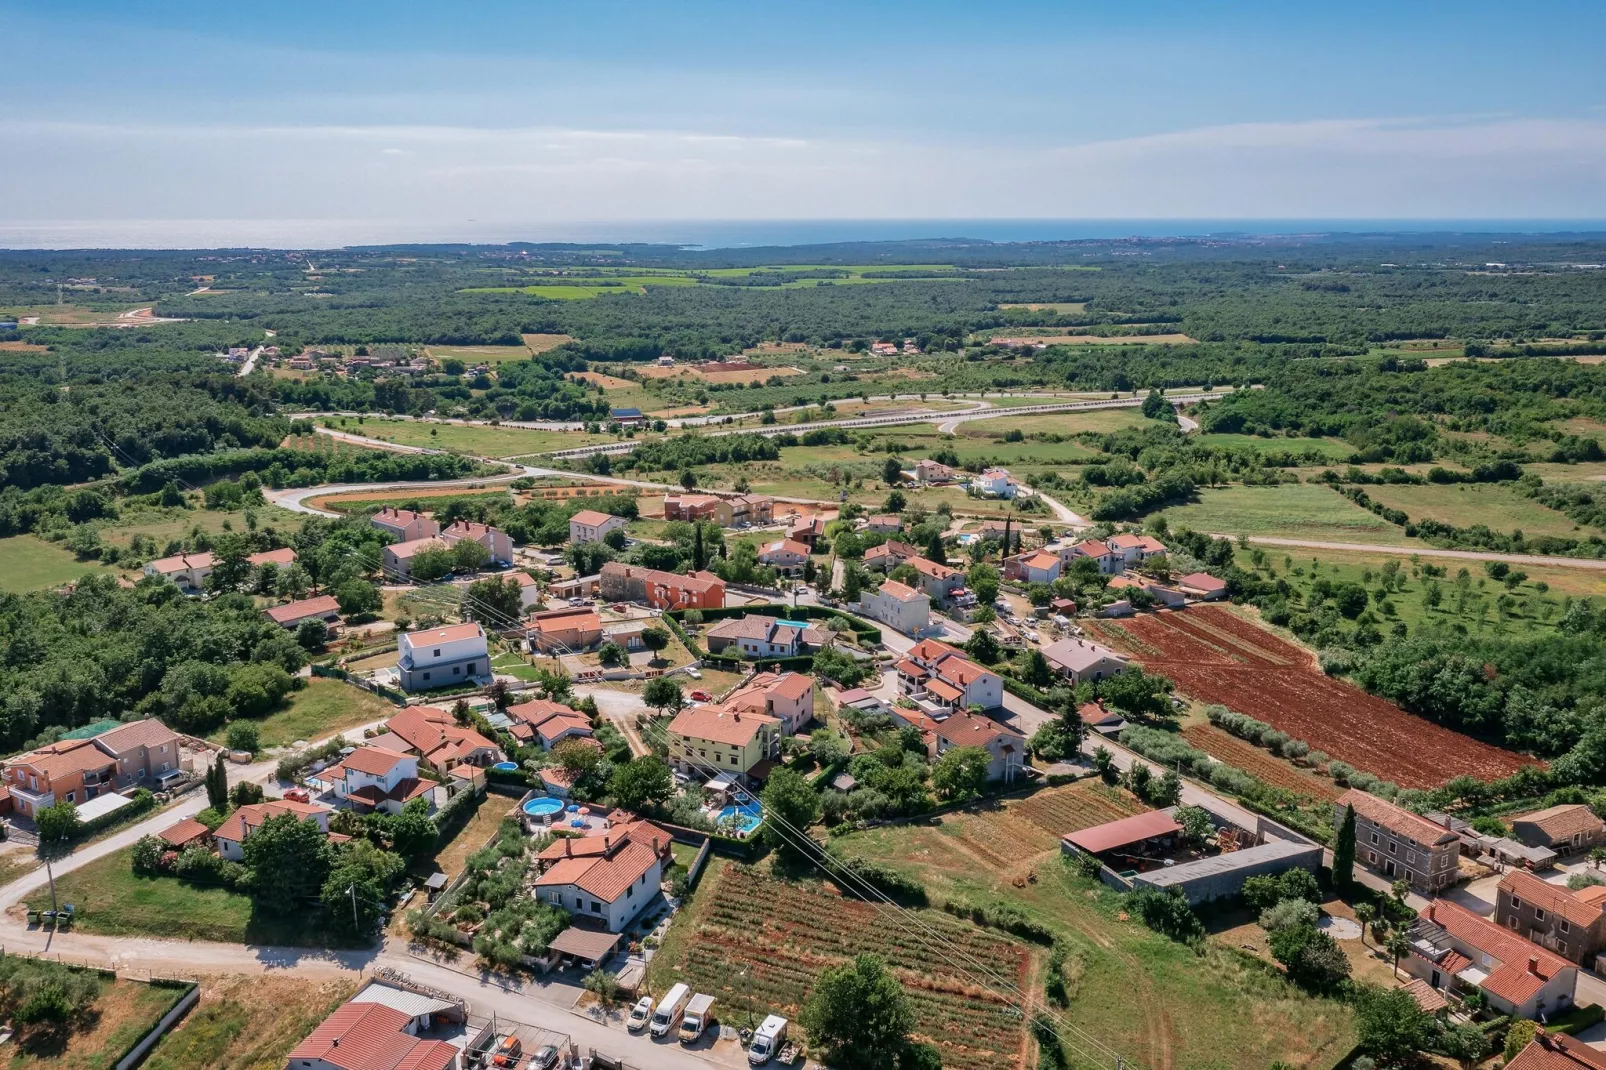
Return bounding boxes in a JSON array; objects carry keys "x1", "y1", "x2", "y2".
[
  {"x1": 1002, "y1": 676, "x2": 1057, "y2": 708},
  {"x1": 79, "y1": 788, "x2": 156, "y2": 839}
]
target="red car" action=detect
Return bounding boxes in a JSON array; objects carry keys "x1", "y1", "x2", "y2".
[
  {"x1": 689, "y1": 690, "x2": 712, "y2": 702},
  {"x1": 283, "y1": 788, "x2": 310, "y2": 803}
]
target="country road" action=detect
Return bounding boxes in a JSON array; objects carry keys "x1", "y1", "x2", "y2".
[{"x1": 1228, "y1": 534, "x2": 1606, "y2": 571}]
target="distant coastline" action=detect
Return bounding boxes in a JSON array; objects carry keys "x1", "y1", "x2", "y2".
[{"x1": 2, "y1": 217, "x2": 1605, "y2": 251}]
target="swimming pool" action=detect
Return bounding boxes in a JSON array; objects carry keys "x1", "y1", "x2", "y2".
[
  {"x1": 522, "y1": 797, "x2": 565, "y2": 819},
  {"x1": 714, "y1": 801, "x2": 763, "y2": 836},
  {"x1": 493, "y1": 762, "x2": 518, "y2": 772}
]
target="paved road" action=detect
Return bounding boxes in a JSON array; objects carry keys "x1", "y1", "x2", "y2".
[
  {"x1": 236, "y1": 344, "x2": 263, "y2": 378},
  {"x1": 1227, "y1": 535, "x2": 1606, "y2": 571}
]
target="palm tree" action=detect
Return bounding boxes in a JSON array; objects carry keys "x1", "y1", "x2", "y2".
[
  {"x1": 1590, "y1": 846, "x2": 1606, "y2": 871},
  {"x1": 1385, "y1": 931, "x2": 1412, "y2": 978},
  {"x1": 1353, "y1": 903, "x2": 1376, "y2": 950}
]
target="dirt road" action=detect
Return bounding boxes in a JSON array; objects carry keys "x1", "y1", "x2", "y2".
[{"x1": 1227, "y1": 535, "x2": 1606, "y2": 571}]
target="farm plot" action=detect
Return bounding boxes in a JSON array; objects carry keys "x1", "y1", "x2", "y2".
[
  {"x1": 670, "y1": 865, "x2": 1028, "y2": 1070},
  {"x1": 1101, "y1": 606, "x2": 1533, "y2": 789},
  {"x1": 1180, "y1": 723, "x2": 1343, "y2": 802},
  {"x1": 1014, "y1": 780, "x2": 1146, "y2": 837}
]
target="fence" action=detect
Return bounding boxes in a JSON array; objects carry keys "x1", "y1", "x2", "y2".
[{"x1": 115, "y1": 982, "x2": 199, "y2": 1070}]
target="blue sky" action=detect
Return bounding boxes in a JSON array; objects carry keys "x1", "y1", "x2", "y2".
[{"x1": 3, "y1": 1, "x2": 1605, "y2": 242}]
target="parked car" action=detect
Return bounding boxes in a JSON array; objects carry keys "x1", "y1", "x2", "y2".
[
  {"x1": 490, "y1": 1035, "x2": 522, "y2": 1067},
  {"x1": 689, "y1": 690, "x2": 712, "y2": 702},
  {"x1": 527, "y1": 1044, "x2": 560, "y2": 1070},
  {"x1": 627, "y1": 996, "x2": 653, "y2": 1032},
  {"x1": 685, "y1": 668, "x2": 703, "y2": 679}
]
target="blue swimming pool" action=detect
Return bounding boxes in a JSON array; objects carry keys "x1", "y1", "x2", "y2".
[
  {"x1": 493, "y1": 762, "x2": 518, "y2": 772},
  {"x1": 715, "y1": 801, "x2": 763, "y2": 835},
  {"x1": 523, "y1": 797, "x2": 565, "y2": 819}
]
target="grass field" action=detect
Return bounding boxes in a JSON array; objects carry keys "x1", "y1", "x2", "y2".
[
  {"x1": 144, "y1": 974, "x2": 356, "y2": 1070},
  {"x1": 958, "y1": 408, "x2": 1153, "y2": 437},
  {"x1": 22, "y1": 847, "x2": 311, "y2": 945},
  {"x1": 1363, "y1": 481, "x2": 1597, "y2": 539},
  {"x1": 1159, "y1": 482, "x2": 1415, "y2": 545},
  {"x1": 8, "y1": 976, "x2": 182, "y2": 1070},
  {"x1": 332, "y1": 418, "x2": 616, "y2": 458},
  {"x1": 305, "y1": 487, "x2": 515, "y2": 514},
  {"x1": 424, "y1": 344, "x2": 533, "y2": 365},
  {"x1": 830, "y1": 781, "x2": 1356, "y2": 1069},
  {"x1": 95, "y1": 504, "x2": 307, "y2": 558},
  {"x1": 210, "y1": 677, "x2": 396, "y2": 749},
  {"x1": 0, "y1": 535, "x2": 116, "y2": 592},
  {"x1": 1194, "y1": 433, "x2": 1354, "y2": 459}
]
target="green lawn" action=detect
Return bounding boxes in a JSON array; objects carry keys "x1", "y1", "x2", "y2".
[
  {"x1": 424, "y1": 344, "x2": 535, "y2": 365},
  {"x1": 1159, "y1": 482, "x2": 1415, "y2": 545},
  {"x1": 95, "y1": 504, "x2": 307, "y2": 557},
  {"x1": 211, "y1": 677, "x2": 397, "y2": 749},
  {"x1": 1364, "y1": 481, "x2": 1598, "y2": 540},
  {"x1": 0, "y1": 535, "x2": 115, "y2": 592},
  {"x1": 23, "y1": 848, "x2": 309, "y2": 945},
  {"x1": 1195, "y1": 433, "x2": 1354, "y2": 460},
  {"x1": 329, "y1": 417, "x2": 619, "y2": 458}
]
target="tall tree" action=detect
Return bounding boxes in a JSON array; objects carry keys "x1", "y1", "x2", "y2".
[
  {"x1": 800, "y1": 953, "x2": 921, "y2": 1070},
  {"x1": 206, "y1": 753, "x2": 229, "y2": 813},
  {"x1": 924, "y1": 531, "x2": 947, "y2": 566},
  {"x1": 1333, "y1": 804, "x2": 1356, "y2": 891},
  {"x1": 693, "y1": 524, "x2": 706, "y2": 571},
  {"x1": 760, "y1": 768, "x2": 821, "y2": 863},
  {"x1": 243, "y1": 813, "x2": 333, "y2": 913}
]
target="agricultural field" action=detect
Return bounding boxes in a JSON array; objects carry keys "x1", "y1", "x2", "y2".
[
  {"x1": 1096, "y1": 605, "x2": 1533, "y2": 788},
  {"x1": 832, "y1": 781, "x2": 1357, "y2": 1069},
  {"x1": 144, "y1": 974, "x2": 356, "y2": 1070},
  {"x1": 326, "y1": 417, "x2": 617, "y2": 458},
  {"x1": 0, "y1": 534, "x2": 116, "y2": 592},
  {"x1": 1192, "y1": 433, "x2": 1355, "y2": 460},
  {"x1": 1362, "y1": 481, "x2": 1597, "y2": 540},
  {"x1": 1158, "y1": 482, "x2": 1414, "y2": 545},
  {"x1": 651, "y1": 861, "x2": 1031, "y2": 1070},
  {"x1": 956, "y1": 408, "x2": 1152, "y2": 437},
  {"x1": 209, "y1": 677, "x2": 396, "y2": 749},
  {"x1": 304, "y1": 486, "x2": 515, "y2": 514},
  {"x1": 1180, "y1": 722, "x2": 1343, "y2": 802},
  {"x1": 7, "y1": 975, "x2": 184, "y2": 1070}
]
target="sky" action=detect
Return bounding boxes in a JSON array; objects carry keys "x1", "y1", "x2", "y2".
[{"x1": 3, "y1": 0, "x2": 1605, "y2": 245}]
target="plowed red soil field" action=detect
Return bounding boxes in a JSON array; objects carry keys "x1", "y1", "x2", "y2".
[
  {"x1": 1180, "y1": 723, "x2": 1342, "y2": 802},
  {"x1": 1102, "y1": 605, "x2": 1534, "y2": 789}
]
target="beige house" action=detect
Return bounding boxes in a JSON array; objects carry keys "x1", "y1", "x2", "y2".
[{"x1": 930, "y1": 712, "x2": 1025, "y2": 782}]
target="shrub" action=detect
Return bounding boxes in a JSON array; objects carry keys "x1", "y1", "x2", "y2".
[
  {"x1": 1259, "y1": 897, "x2": 1320, "y2": 933},
  {"x1": 1128, "y1": 887, "x2": 1204, "y2": 945}
]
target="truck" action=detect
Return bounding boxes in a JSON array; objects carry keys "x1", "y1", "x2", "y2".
[
  {"x1": 650, "y1": 982, "x2": 691, "y2": 1038},
  {"x1": 747, "y1": 1015, "x2": 788, "y2": 1065},
  {"x1": 678, "y1": 993, "x2": 716, "y2": 1044}
]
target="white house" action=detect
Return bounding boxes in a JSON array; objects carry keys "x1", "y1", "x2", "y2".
[
  {"x1": 214, "y1": 800, "x2": 336, "y2": 861},
  {"x1": 907, "y1": 556, "x2": 965, "y2": 603},
  {"x1": 1106, "y1": 533, "x2": 1168, "y2": 566},
  {"x1": 857, "y1": 580, "x2": 931, "y2": 636},
  {"x1": 756, "y1": 538, "x2": 810, "y2": 578},
  {"x1": 143, "y1": 547, "x2": 299, "y2": 592},
  {"x1": 532, "y1": 829, "x2": 666, "y2": 932},
  {"x1": 721, "y1": 671, "x2": 816, "y2": 735},
  {"x1": 310, "y1": 745, "x2": 438, "y2": 815},
  {"x1": 381, "y1": 538, "x2": 446, "y2": 582},
  {"x1": 442, "y1": 520, "x2": 513, "y2": 567},
  {"x1": 895, "y1": 638, "x2": 1004, "y2": 712},
  {"x1": 513, "y1": 570, "x2": 543, "y2": 611},
  {"x1": 569, "y1": 509, "x2": 628, "y2": 545},
  {"x1": 396, "y1": 622, "x2": 488, "y2": 691},
  {"x1": 1007, "y1": 550, "x2": 1062, "y2": 585},
  {"x1": 704, "y1": 614, "x2": 829, "y2": 658},
  {"x1": 972, "y1": 468, "x2": 1019, "y2": 499},
  {"x1": 370, "y1": 507, "x2": 441, "y2": 543},
  {"x1": 1059, "y1": 539, "x2": 1124, "y2": 575},
  {"x1": 931, "y1": 712, "x2": 1025, "y2": 782}
]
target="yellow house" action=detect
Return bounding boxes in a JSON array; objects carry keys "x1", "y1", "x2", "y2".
[{"x1": 665, "y1": 705, "x2": 780, "y2": 778}]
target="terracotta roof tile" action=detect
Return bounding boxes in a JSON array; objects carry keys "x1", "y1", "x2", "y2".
[{"x1": 1337, "y1": 789, "x2": 1460, "y2": 847}]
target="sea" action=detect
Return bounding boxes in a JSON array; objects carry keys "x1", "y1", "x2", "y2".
[{"x1": 1, "y1": 218, "x2": 1604, "y2": 251}]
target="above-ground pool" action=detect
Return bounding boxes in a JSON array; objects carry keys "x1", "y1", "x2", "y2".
[
  {"x1": 522, "y1": 797, "x2": 565, "y2": 819},
  {"x1": 714, "y1": 801, "x2": 763, "y2": 836},
  {"x1": 493, "y1": 762, "x2": 518, "y2": 772}
]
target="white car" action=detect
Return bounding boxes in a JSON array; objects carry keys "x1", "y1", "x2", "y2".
[
  {"x1": 627, "y1": 996, "x2": 654, "y2": 1032},
  {"x1": 685, "y1": 668, "x2": 702, "y2": 680}
]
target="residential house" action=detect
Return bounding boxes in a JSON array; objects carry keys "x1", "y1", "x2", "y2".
[
  {"x1": 215, "y1": 799, "x2": 339, "y2": 861},
  {"x1": 1336, "y1": 788, "x2": 1461, "y2": 895},
  {"x1": 729, "y1": 494, "x2": 774, "y2": 527},
  {"x1": 396, "y1": 622, "x2": 488, "y2": 691},
  {"x1": 1107, "y1": 574, "x2": 1187, "y2": 608},
  {"x1": 504, "y1": 699, "x2": 596, "y2": 750},
  {"x1": 972, "y1": 468, "x2": 1018, "y2": 499},
  {"x1": 159, "y1": 818, "x2": 211, "y2": 851},
  {"x1": 143, "y1": 547, "x2": 299, "y2": 591},
  {"x1": 1403, "y1": 899, "x2": 1576, "y2": 1019},
  {"x1": 1505, "y1": 1030, "x2": 1606, "y2": 1070},
  {"x1": 609, "y1": 407, "x2": 646, "y2": 427},
  {"x1": 1078, "y1": 701, "x2": 1128, "y2": 736},
  {"x1": 382, "y1": 706, "x2": 503, "y2": 771},
  {"x1": 906, "y1": 556, "x2": 965, "y2": 603},
  {"x1": 311, "y1": 746, "x2": 437, "y2": 816},
  {"x1": 1041, "y1": 637, "x2": 1130, "y2": 683},
  {"x1": 1060, "y1": 539, "x2": 1123, "y2": 575},
  {"x1": 869, "y1": 341, "x2": 899, "y2": 357},
  {"x1": 1176, "y1": 572, "x2": 1228, "y2": 601},
  {"x1": 1496, "y1": 868, "x2": 1606, "y2": 967},
  {"x1": 662, "y1": 494, "x2": 732, "y2": 526},
  {"x1": 1005, "y1": 550, "x2": 1062, "y2": 585},
  {"x1": 370, "y1": 506, "x2": 441, "y2": 543},
  {"x1": 930, "y1": 712, "x2": 1026, "y2": 782},
  {"x1": 704, "y1": 614, "x2": 829, "y2": 659},
  {"x1": 381, "y1": 537, "x2": 447, "y2": 581},
  {"x1": 264, "y1": 595, "x2": 342, "y2": 631},
  {"x1": 757, "y1": 538, "x2": 810, "y2": 578},
  {"x1": 2, "y1": 719, "x2": 186, "y2": 817},
  {"x1": 856, "y1": 579, "x2": 930, "y2": 636},
  {"x1": 896, "y1": 638, "x2": 1004, "y2": 711},
  {"x1": 1106, "y1": 533, "x2": 1168, "y2": 566},
  {"x1": 604, "y1": 620, "x2": 647, "y2": 651},
  {"x1": 665, "y1": 705, "x2": 781, "y2": 779},
  {"x1": 285, "y1": 1000, "x2": 459, "y2": 1070},
  {"x1": 569, "y1": 509, "x2": 629, "y2": 545},
  {"x1": 1512, "y1": 805, "x2": 1606, "y2": 858},
  {"x1": 93, "y1": 719, "x2": 186, "y2": 792},
  {"x1": 1097, "y1": 599, "x2": 1134, "y2": 618},
  {"x1": 788, "y1": 516, "x2": 828, "y2": 548},
  {"x1": 721, "y1": 671, "x2": 816, "y2": 735},
  {"x1": 863, "y1": 539, "x2": 917, "y2": 572},
  {"x1": 525, "y1": 606, "x2": 604, "y2": 654},
  {"x1": 914, "y1": 459, "x2": 959, "y2": 485},
  {"x1": 441, "y1": 520, "x2": 513, "y2": 566},
  {"x1": 513, "y1": 570, "x2": 542, "y2": 611},
  {"x1": 599, "y1": 562, "x2": 725, "y2": 610},
  {"x1": 864, "y1": 514, "x2": 903, "y2": 534}
]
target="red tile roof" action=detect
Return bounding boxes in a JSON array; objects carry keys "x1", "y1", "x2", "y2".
[
  {"x1": 931, "y1": 711, "x2": 1018, "y2": 748},
  {"x1": 875, "y1": 580, "x2": 922, "y2": 601},
  {"x1": 341, "y1": 747, "x2": 412, "y2": 777},
  {"x1": 1064, "y1": 810, "x2": 1183, "y2": 854},
  {"x1": 1421, "y1": 898, "x2": 1573, "y2": 1006},
  {"x1": 1507, "y1": 1031, "x2": 1606, "y2": 1070},
  {"x1": 94, "y1": 718, "x2": 180, "y2": 754},
  {"x1": 214, "y1": 800, "x2": 330, "y2": 844},
  {"x1": 1337, "y1": 789, "x2": 1460, "y2": 847},
  {"x1": 907, "y1": 637, "x2": 964, "y2": 664},
  {"x1": 402, "y1": 622, "x2": 484, "y2": 646},
  {"x1": 666, "y1": 705, "x2": 778, "y2": 747},
  {"x1": 533, "y1": 839, "x2": 660, "y2": 903},
  {"x1": 506, "y1": 698, "x2": 583, "y2": 728},
  {"x1": 264, "y1": 594, "x2": 341, "y2": 625},
  {"x1": 159, "y1": 818, "x2": 210, "y2": 846},
  {"x1": 1177, "y1": 571, "x2": 1227, "y2": 592},
  {"x1": 570, "y1": 509, "x2": 620, "y2": 527},
  {"x1": 286, "y1": 1001, "x2": 456, "y2": 1070},
  {"x1": 249, "y1": 547, "x2": 298, "y2": 567},
  {"x1": 1499, "y1": 869, "x2": 1606, "y2": 929},
  {"x1": 1515, "y1": 804, "x2": 1605, "y2": 843}
]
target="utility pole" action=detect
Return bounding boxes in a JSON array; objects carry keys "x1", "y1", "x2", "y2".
[{"x1": 349, "y1": 884, "x2": 359, "y2": 931}]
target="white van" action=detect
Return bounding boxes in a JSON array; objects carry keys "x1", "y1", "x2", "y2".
[
  {"x1": 650, "y1": 982, "x2": 691, "y2": 1038},
  {"x1": 747, "y1": 1015, "x2": 788, "y2": 1065}
]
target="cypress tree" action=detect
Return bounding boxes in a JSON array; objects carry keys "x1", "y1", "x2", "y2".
[
  {"x1": 1333, "y1": 803, "x2": 1356, "y2": 891},
  {"x1": 693, "y1": 524, "x2": 706, "y2": 571}
]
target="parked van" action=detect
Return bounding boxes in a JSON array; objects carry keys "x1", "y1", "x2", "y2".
[
  {"x1": 650, "y1": 982, "x2": 691, "y2": 1037},
  {"x1": 747, "y1": 1015, "x2": 788, "y2": 1065},
  {"x1": 678, "y1": 994, "x2": 716, "y2": 1043}
]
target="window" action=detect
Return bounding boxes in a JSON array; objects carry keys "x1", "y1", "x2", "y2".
[
  {"x1": 1370, "y1": 832, "x2": 1379, "y2": 845},
  {"x1": 433, "y1": 648, "x2": 441, "y2": 657},
  {"x1": 1388, "y1": 841, "x2": 1397, "y2": 856},
  {"x1": 1368, "y1": 851, "x2": 1378, "y2": 864},
  {"x1": 1560, "y1": 919, "x2": 1571, "y2": 934},
  {"x1": 1407, "y1": 851, "x2": 1416, "y2": 865},
  {"x1": 137, "y1": 768, "x2": 146, "y2": 779},
  {"x1": 1512, "y1": 896, "x2": 1523, "y2": 909},
  {"x1": 452, "y1": 666, "x2": 461, "y2": 676},
  {"x1": 65, "y1": 791, "x2": 76, "y2": 803},
  {"x1": 423, "y1": 671, "x2": 431, "y2": 680},
  {"x1": 1559, "y1": 941, "x2": 1568, "y2": 954},
  {"x1": 1535, "y1": 908, "x2": 1547, "y2": 922},
  {"x1": 1508, "y1": 916, "x2": 1519, "y2": 930}
]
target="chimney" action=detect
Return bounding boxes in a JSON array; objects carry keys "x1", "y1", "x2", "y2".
[
  {"x1": 1427, "y1": 903, "x2": 1436, "y2": 922},
  {"x1": 1529, "y1": 956, "x2": 1540, "y2": 976}
]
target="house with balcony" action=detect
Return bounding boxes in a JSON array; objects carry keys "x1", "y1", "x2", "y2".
[
  {"x1": 895, "y1": 638, "x2": 1003, "y2": 712},
  {"x1": 308, "y1": 746, "x2": 438, "y2": 815},
  {"x1": 729, "y1": 494, "x2": 774, "y2": 527},
  {"x1": 1005, "y1": 550, "x2": 1062, "y2": 585},
  {"x1": 1059, "y1": 539, "x2": 1123, "y2": 575},
  {"x1": 396, "y1": 622, "x2": 488, "y2": 691},
  {"x1": 662, "y1": 494, "x2": 732, "y2": 526},
  {"x1": 381, "y1": 705, "x2": 503, "y2": 772},
  {"x1": 930, "y1": 712, "x2": 1025, "y2": 783},
  {"x1": 972, "y1": 468, "x2": 1018, "y2": 499},
  {"x1": 906, "y1": 556, "x2": 965, "y2": 603},
  {"x1": 665, "y1": 705, "x2": 780, "y2": 780},
  {"x1": 757, "y1": 538, "x2": 810, "y2": 578},
  {"x1": 721, "y1": 671, "x2": 815, "y2": 735},
  {"x1": 914, "y1": 459, "x2": 959, "y2": 485},
  {"x1": 856, "y1": 579, "x2": 930, "y2": 636},
  {"x1": 532, "y1": 830, "x2": 665, "y2": 933},
  {"x1": 863, "y1": 539, "x2": 918, "y2": 572},
  {"x1": 568, "y1": 509, "x2": 629, "y2": 545},
  {"x1": 94, "y1": 719, "x2": 186, "y2": 791},
  {"x1": 1105, "y1": 533, "x2": 1168, "y2": 566},
  {"x1": 2, "y1": 718, "x2": 186, "y2": 818},
  {"x1": 1403, "y1": 899, "x2": 1577, "y2": 1020},
  {"x1": 599, "y1": 562, "x2": 724, "y2": 610}
]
